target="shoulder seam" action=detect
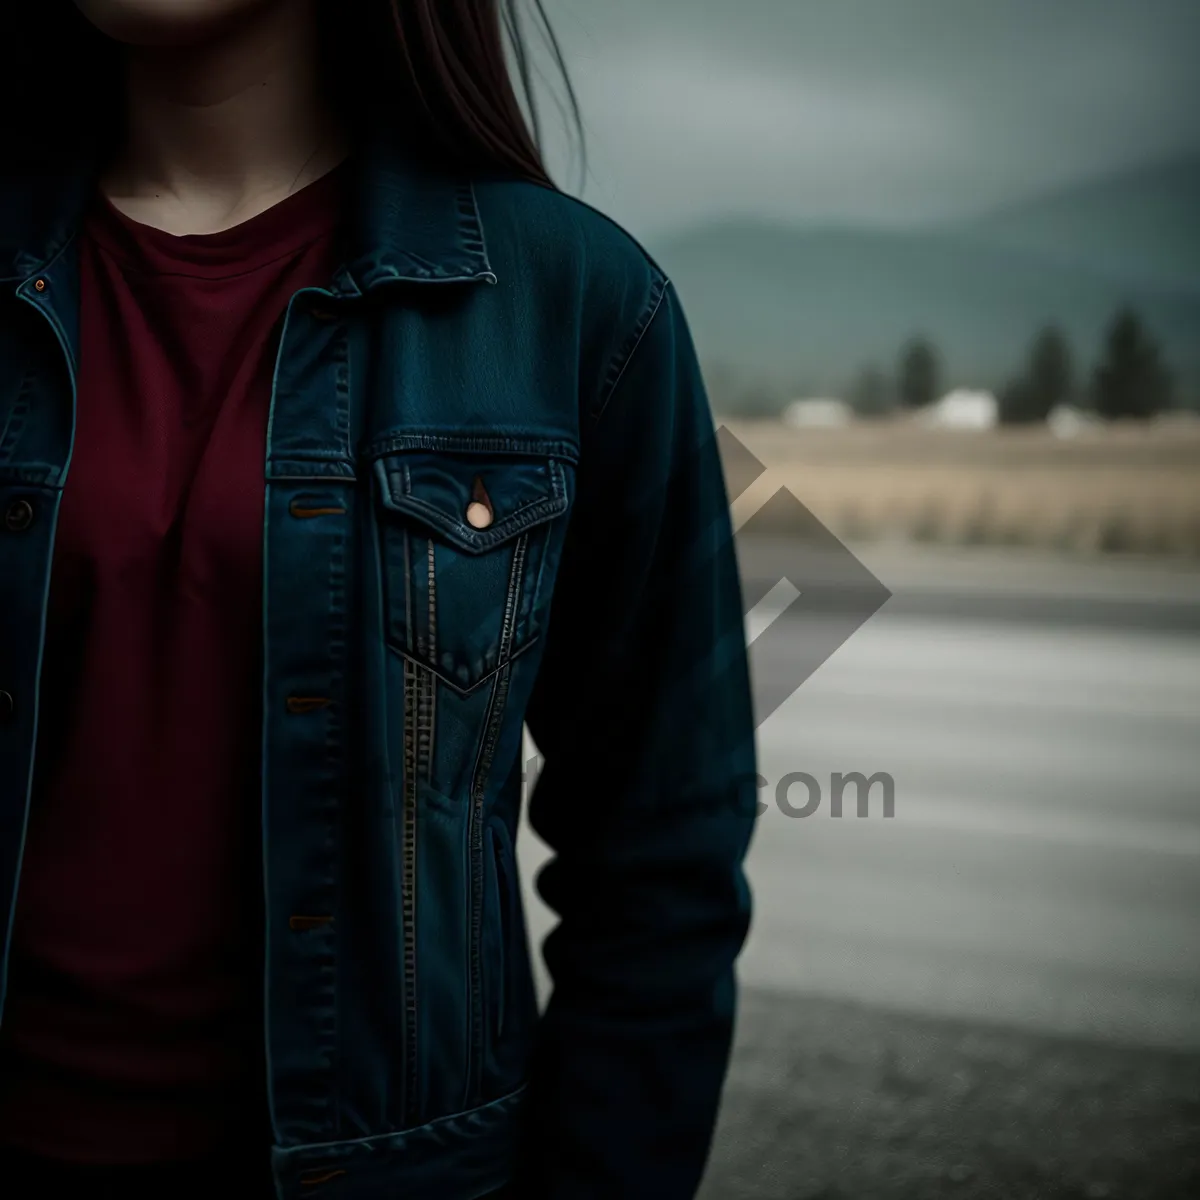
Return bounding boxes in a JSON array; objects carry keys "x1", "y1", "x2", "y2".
[
  {"x1": 590, "y1": 272, "x2": 670, "y2": 427},
  {"x1": 472, "y1": 176, "x2": 668, "y2": 278},
  {"x1": 531, "y1": 184, "x2": 669, "y2": 278}
]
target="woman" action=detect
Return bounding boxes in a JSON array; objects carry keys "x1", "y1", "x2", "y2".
[{"x1": 0, "y1": 2, "x2": 757, "y2": 1197}]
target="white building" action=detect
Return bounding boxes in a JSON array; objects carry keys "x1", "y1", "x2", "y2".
[
  {"x1": 782, "y1": 397, "x2": 853, "y2": 428},
  {"x1": 1047, "y1": 404, "x2": 1101, "y2": 438},
  {"x1": 920, "y1": 388, "x2": 998, "y2": 431}
]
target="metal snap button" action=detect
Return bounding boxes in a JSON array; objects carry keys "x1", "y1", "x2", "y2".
[
  {"x1": 466, "y1": 476, "x2": 494, "y2": 529},
  {"x1": 33, "y1": 279, "x2": 47, "y2": 292},
  {"x1": 4, "y1": 498, "x2": 34, "y2": 532},
  {"x1": 466, "y1": 501, "x2": 493, "y2": 529}
]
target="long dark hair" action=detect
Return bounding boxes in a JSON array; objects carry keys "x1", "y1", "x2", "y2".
[{"x1": 2, "y1": 1, "x2": 583, "y2": 188}]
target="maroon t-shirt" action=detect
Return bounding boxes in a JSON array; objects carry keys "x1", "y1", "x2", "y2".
[{"x1": 0, "y1": 164, "x2": 347, "y2": 1162}]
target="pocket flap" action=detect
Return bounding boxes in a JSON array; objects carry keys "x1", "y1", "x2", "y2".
[{"x1": 373, "y1": 452, "x2": 568, "y2": 553}]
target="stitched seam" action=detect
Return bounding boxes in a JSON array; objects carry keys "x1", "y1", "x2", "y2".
[
  {"x1": 363, "y1": 433, "x2": 580, "y2": 463},
  {"x1": 463, "y1": 534, "x2": 525, "y2": 1106},
  {"x1": 401, "y1": 658, "x2": 421, "y2": 1123},
  {"x1": 591, "y1": 272, "x2": 669, "y2": 426},
  {"x1": 381, "y1": 462, "x2": 567, "y2": 548},
  {"x1": 464, "y1": 180, "x2": 497, "y2": 280},
  {"x1": 275, "y1": 1082, "x2": 528, "y2": 1156},
  {"x1": 422, "y1": 539, "x2": 437, "y2": 785},
  {"x1": 386, "y1": 492, "x2": 564, "y2": 545},
  {"x1": 386, "y1": 634, "x2": 541, "y2": 698}
]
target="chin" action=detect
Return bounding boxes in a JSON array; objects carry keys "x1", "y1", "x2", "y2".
[{"x1": 72, "y1": 0, "x2": 280, "y2": 47}]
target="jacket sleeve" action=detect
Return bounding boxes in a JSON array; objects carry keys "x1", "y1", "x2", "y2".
[{"x1": 516, "y1": 274, "x2": 759, "y2": 1199}]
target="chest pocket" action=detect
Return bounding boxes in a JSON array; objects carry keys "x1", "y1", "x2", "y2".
[{"x1": 372, "y1": 449, "x2": 571, "y2": 695}]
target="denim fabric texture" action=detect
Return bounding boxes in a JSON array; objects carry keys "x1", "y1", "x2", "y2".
[{"x1": 0, "y1": 122, "x2": 757, "y2": 1199}]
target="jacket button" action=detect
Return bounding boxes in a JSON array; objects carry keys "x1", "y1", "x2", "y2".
[
  {"x1": 465, "y1": 501, "x2": 493, "y2": 529},
  {"x1": 0, "y1": 690, "x2": 14, "y2": 723},
  {"x1": 4, "y1": 499, "x2": 34, "y2": 532}
]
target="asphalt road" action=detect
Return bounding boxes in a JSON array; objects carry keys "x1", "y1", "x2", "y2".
[
  {"x1": 517, "y1": 543, "x2": 1200, "y2": 1049},
  {"x1": 740, "y1": 608, "x2": 1200, "y2": 1051}
]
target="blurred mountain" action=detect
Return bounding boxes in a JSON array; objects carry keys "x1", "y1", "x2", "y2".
[
  {"x1": 651, "y1": 157, "x2": 1200, "y2": 397},
  {"x1": 963, "y1": 155, "x2": 1200, "y2": 288}
]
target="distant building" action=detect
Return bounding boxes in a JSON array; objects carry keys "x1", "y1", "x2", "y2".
[
  {"x1": 1047, "y1": 404, "x2": 1101, "y2": 438},
  {"x1": 782, "y1": 397, "x2": 853, "y2": 428},
  {"x1": 920, "y1": 389, "x2": 998, "y2": 430}
]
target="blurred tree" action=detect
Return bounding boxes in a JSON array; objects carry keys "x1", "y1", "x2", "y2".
[
  {"x1": 1092, "y1": 308, "x2": 1173, "y2": 419},
  {"x1": 997, "y1": 378, "x2": 1039, "y2": 425},
  {"x1": 999, "y1": 325, "x2": 1075, "y2": 424},
  {"x1": 898, "y1": 338, "x2": 940, "y2": 408},
  {"x1": 1028, "y1": 326, "x2": 1074, "y2": 411},
  {"x1": 848, "y1": 364, "x2": 893, "y2": 418}
]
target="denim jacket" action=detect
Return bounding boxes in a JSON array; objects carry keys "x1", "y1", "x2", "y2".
[{"x1": 0, "y1": 126, "x2": 757, "y2": 1200}]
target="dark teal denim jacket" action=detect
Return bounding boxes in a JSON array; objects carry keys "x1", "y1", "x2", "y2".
[{"x1": 0, "y1": 127, "x2": 757, "y2": 1199}]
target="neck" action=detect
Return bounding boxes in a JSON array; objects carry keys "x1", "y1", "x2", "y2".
[{"x1": 100, "y1": 0, "x2": 348, "y2": 235}]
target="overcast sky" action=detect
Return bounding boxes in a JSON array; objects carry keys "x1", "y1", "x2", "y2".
[{"x1": 533, "y1": 0, "x2": 1200, "y2": 237}]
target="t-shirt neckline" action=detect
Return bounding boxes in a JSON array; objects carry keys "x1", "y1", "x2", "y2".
[{"x1": 85, "y1": 158, "x2": 349, "y2": 281}]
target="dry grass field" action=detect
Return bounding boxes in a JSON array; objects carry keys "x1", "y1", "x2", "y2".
[{"x1": 720, "y1": 415, "x2": 1200, "y2": 558}]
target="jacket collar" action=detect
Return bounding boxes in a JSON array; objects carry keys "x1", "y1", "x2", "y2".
[
  {"x1": 0, "y1": 123, "x2": 496, "y2": 291},
  {"x1": 335, "y1": 121, "x2": 497, "y2": 295}
]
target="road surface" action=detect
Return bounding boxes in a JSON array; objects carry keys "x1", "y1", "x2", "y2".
[{"x1": 517, "y1": 543, "x2": 1200, "y2": 1049}]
